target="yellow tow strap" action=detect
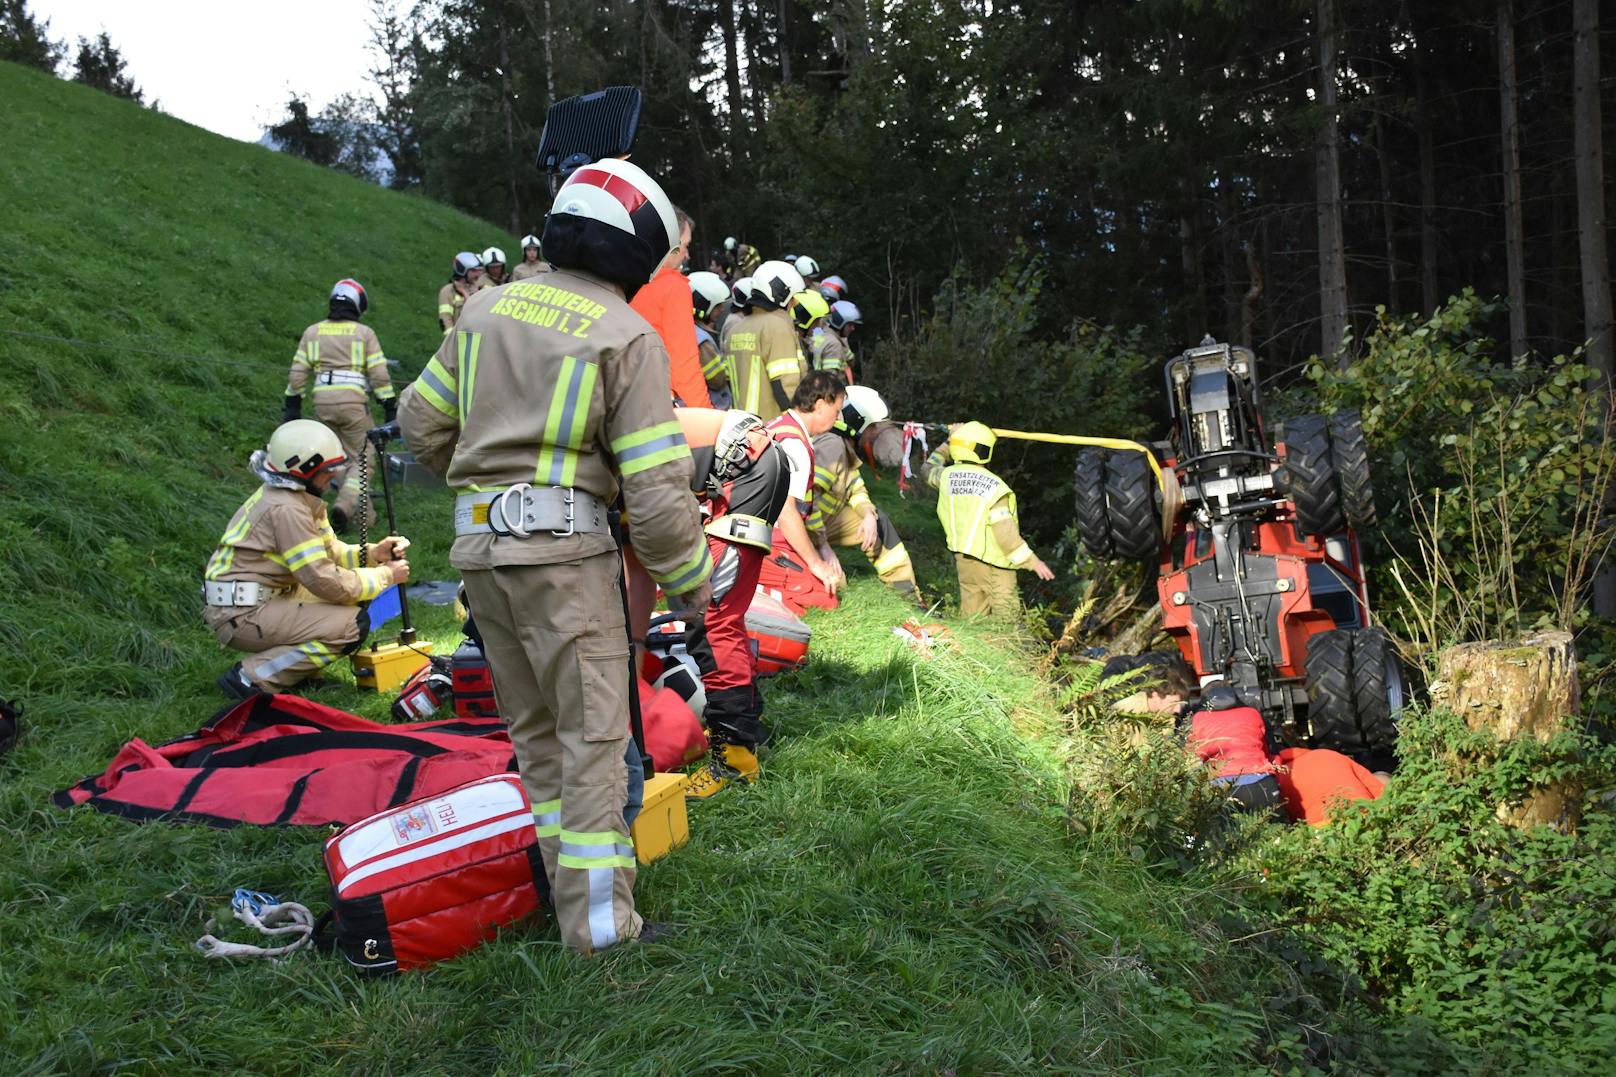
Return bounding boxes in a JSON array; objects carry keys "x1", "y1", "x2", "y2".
[{"x1": 987, "y1": 429, "x2": 1165, "y2": 488}]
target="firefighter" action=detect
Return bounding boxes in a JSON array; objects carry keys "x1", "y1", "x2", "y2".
[
  {"x1": 511, "y1": 233, "x2": 550, "y2": 280},
  {"x1": 479, "y1": 246, "x2": 509, "y2": 288},
  {"x1": 724, "y1": 236, "x2": 761, "y2": 277},
  {"x1": 926, "y1": 422, "x2": 1055, "y2": 617},
  {"x1": 790, "y1": 288, "x2": 831, "y2": 364},
  {"x1": 813, "y1": 300, "x2": 862, "y2": 379},
  {"x1": 206, "y1": 420, "x2": 410, "y2": 698},
  {"x1": 818, "y1": 274, "x2": 848, "y2": 303},
  {"x1": 793, "y1": 254, "x2": 821, "y2": 286},
  {"x1": 767, "y1": 370, "x2": 848, "y2": 596},
  {"x1": 726, "y1": 259, "x2": 806, "y2": 423},
  {"x1": 437, "y1": 251, "x2": 482, "y2": 333},
  {"x1": 631, "y1": 208, "x2": 710, "y2": 408},
  {"x1": 808, "y1": 386, "x2": 922, "y2": 605},
  {"x1": 282, "y1": 279, "x2": 395, "y2": 532},
  {"x1": 399, "y1": 157, "x2": 710, "y2": 955},
  {"x1": 689, "y1": 271, "x2": 733, "y2": 407},
  {"x1": 673, "y1": 408, "x2": 791, "y2": 798}
]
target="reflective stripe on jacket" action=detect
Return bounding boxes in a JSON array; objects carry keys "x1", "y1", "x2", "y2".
[{"x1": 807, "y1": 431, "x2": 870, "y2": 531}]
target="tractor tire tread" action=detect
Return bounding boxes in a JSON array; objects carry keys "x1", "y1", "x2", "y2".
[
  {"x1": 1102, "y1": 450, "x2": 1160, "y2": 561},
  {"x1": 1280, "y1": 413, "x2": 1346, "y2": 537},
  {"x1": 1074, "y1": 450, "x2": 1115, "y2": 559},
  {"x1": 1328, "y1": 410, "x2": 1377, "y2": 531}
]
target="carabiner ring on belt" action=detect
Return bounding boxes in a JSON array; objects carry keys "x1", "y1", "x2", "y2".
[{"x1": 494, "y1": 483, "x2": 532, "y2": 539}]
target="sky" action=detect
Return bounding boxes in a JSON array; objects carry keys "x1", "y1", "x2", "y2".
[{"x1": 33, "y1": 0, "x2": 377, "y2": 142}]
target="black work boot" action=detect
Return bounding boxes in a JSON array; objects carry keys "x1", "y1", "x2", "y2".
[{"x1": 217, "y1": 662, "x2": 260, "y2": 701}]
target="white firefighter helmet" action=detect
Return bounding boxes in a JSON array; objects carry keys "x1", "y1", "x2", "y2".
[
  {"x1": 732, "y1": 276, "x2": 756, "y2": 308},
  {"x1": 752, "y1": 259, "x2": 806, "y2": 309},
  {"x1": 542, "y1": 158, "x2": 678, "y2": 289},
  {"x1": 652, "y1": 648, "x2": 707, "y2": 720},
  {"x1": 829, "y1": 299, "x2": 862, "y2": 332},
  {"x1": 837, "y1": 384, "x2": 889, "y2": 438},
  {"x1": 453, "y1": 251, "x2": 482, "y2": 280},
  {"x1": 793, "y1": 254, "x2": 820, "y2": 279},
  {"x1": 688, "y1": 271, "x2": 731, "y2": 320},
  {"x1": 481, "y1": 246, "x2": 507, "y2": 268},
  {"x1": 329, "y1": 278, "x2": 368, "y2": 317},
  {"x1": 520, "y1": 233, "x2": 542, "y2": 252},
  {"x1": 266, "y1": 420, "x2": 347, "y2": 481},
  {"x1": 724, "y1": 236, "x2": 738, "y2": 252},
  {"x1": 712, "y1": 409, "x2": 768, "y2": 484}
]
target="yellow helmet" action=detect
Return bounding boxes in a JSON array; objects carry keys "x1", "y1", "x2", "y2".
[
  {"x1": 949, "y1": 421, "x2": 996, "y2": 464},
  {"x1": 789, "y1": 288, "x2": 830, "y2": 330}
]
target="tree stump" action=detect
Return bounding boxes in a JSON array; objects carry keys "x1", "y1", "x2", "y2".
[{"x1": 1430, "y1": 631, "x2": 1582, "y2": 830}]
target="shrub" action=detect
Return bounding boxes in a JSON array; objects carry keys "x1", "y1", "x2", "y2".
[
  {"x1": 1227, "y1": 706, "x2": 1616, "y2": 1072},
  {"x1": 1280, "y1": 292, "x2": 1615, "y2": 651}
]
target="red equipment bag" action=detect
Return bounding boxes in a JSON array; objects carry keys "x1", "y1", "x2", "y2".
[
  {"x1": 321, "y1": 773, "x2": 548, "y2": 973},
  {"x1": 451, "y1": 640, "x2": 497, "y2": 719},
  {"x1": 755, "y1": 536, "x2": 838, "y2": 616},
  {"x1": 745, "y1": 589, "x2": 812, "y2": 675},
  {"x1": 391, "y1": 656, "x2": 454, "y2": 722}
]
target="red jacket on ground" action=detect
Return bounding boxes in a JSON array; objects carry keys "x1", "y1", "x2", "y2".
[
  {"x1": 1187, "y1": 706, "x2": 1273, "y2": 779},
  {"x1": 632, "y1": 266, "x2": 711, "y2": 408}
]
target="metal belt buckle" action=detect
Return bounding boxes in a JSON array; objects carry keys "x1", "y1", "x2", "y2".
[
  {"x1": 550, "y1": 487, "x2": 575, "y2": 537},
  {"x1": 490, "y1": 484, "x2": 529, "y2": 538}
]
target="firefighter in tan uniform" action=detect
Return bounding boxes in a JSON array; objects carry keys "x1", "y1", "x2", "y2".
[
  {"x1": 437, "y1": 252, "x2": 483, "y2": 333},
  {"x1": 725, "y1": 259, "x2": 806, "y2": 423},
  {"x1": 478, "y1": 246, "x2": 508, "y2": 288},
  {"x1": 511, "y1": 234, "x2": 550, "y2": 280},
  {"x1": 808, "y1": 386, "x2": 923, "y2": 605},
  {"x1": 926, "y1": 422, "x2": 1055, "y2": 617},
  {"x1": 688, "y1": 271, "x2": 733, "y2": 407},
  {"x1": 282, "y1": 279, "x2": 395, "y2": 532},
  {"x1": 399, "y1": 158, "x2": 710, "y2": 956},
  {"x1": 206, "y1": 420, "x2": 410, "y2": 697},
  {"x1": 812, "y1": 300, "x2": 861, "y2": 378}
]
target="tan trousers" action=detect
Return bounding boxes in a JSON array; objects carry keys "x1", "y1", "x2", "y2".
[
  {"x1": 823, "y1": 505, "x2": 920, "y2": 597},
  {"x1": 462, "y1": 552, "x2": 642, "y2": 955},
  {"x1": 314, "y1": 396, "x2": 378, "y2": 526},
  {"x1": 955, "y1": 554, "x2": 1019, "y2": 618},
  {"x1": 204, "y1": 587, "x2": 364, "y2": 691}
]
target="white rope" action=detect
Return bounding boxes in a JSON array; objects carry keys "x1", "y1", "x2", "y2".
[{"x1": 194, "y1": 891, "x2": 316, "y2": 963}]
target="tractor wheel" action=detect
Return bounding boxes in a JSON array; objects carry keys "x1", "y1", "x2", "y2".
[
  {"x1": 1305, "y1": 627, "x2": 1401, "y2": 765},
  {"x1": 1073, "y1": 450, "x2": 1114, "y2": 559},
  {"x1": 1103, "y1": 450, "x2": 1160, "y2": 561},
  {"x1": 1278, "y1": 414, "x2": 1346, "y2": 536},
  {"x1": 1328, "y1": 409, "x2": 1376, "y2": 531}
]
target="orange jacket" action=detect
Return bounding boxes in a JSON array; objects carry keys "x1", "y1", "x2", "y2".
[{"x1": 632, "y1": 266, "x2": 711, "y2": 408}]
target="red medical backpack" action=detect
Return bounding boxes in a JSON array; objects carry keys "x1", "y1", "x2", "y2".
[{"x1": 321, "y1": 773, "x2": 548, "y2": 973}]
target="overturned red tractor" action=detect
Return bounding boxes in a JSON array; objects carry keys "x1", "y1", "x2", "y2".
[{"x1": 1075, "y1": 338, "x2": 1405, "y2": 766}]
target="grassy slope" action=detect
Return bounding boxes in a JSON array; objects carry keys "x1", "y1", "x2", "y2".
[{"x1": 0, "y1": 63, "x2": 1362, "y2": 1073}]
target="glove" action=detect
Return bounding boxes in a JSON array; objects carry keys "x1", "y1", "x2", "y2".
[
  {"x1": 280, "y1": 395, "x2": 302, "y2": 424},
  {"x1": 382, "y1": 398, "x2": 399, "y2": 423}
]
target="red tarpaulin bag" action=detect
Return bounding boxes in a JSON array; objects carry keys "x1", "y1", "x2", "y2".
[
  {"x1": 745, "y1": 589, "x2": 812, "y2": 675},
  {"x1": 321, "y1": 773, "x2": 548, "y2": 973}
]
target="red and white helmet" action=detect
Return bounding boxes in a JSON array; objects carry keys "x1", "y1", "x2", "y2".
[
  {"x1": 819, "y1": 274, "x2": 848, "y2": 301},
  {"x1": 329, "y1": 278, "x2": 368, "y2": 317},
  {"x1": 752, "y1": 259, "x2": 806, "y2": 309},
  {"x1": 266, "y1": 420, "x2": 347, "y2": 481},
  {"x1": 541, "y1": 158, "x2": 678, "y2": 293},
  {"x1": 688, "y1": 271, "x2": 731, "y2": 320}
]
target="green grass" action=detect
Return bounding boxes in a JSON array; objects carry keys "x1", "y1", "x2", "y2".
[{"x1": 0, "y1": 62, "x2": 1417, "y2": 1073}]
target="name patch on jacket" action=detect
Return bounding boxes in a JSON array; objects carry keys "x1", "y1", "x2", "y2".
[{"x1": 944, "y1": 471, "x2": 1001, "y2": 497}]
